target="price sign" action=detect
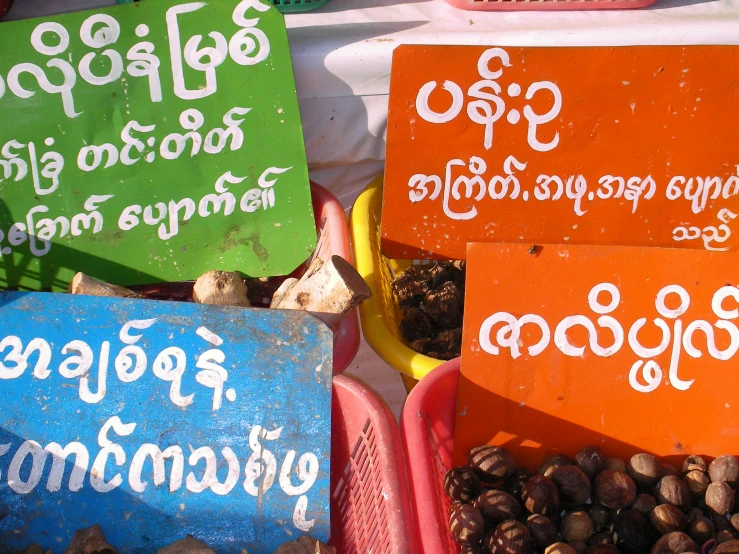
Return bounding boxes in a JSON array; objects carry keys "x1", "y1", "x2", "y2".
[
  {"x1": 454, "y1": 242, "x2": 739, "y2": 469},
  {"x1": 0, "y1": 293, "x2": 332, "y2": 552},
  {"x1": 0, "y1": 0, "x2": 316, "y2": 291},
  {"x1": 382, "y1": 45, "x2": 739, "y2": 260}
]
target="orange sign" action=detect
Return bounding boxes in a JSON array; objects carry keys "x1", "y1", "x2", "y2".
[
  {"x1": 454, "y1": 242, "x2": 739, "y2": 469},
  {"x1": 382, "y1": 45, "x2": 739, "y2": 259}
]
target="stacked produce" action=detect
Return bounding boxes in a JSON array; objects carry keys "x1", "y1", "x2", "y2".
[
  {"x1": 445, "y1": 445, "x2": 739, "y2": 554},
  {"x1": 390, "y1": 260, "x2": 465, "y2": 359}
]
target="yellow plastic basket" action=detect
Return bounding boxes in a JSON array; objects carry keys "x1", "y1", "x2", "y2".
[{"x1": 350, "y1": 176, "x2": 444, "y2": 391}]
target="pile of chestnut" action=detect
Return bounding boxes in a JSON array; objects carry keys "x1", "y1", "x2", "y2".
[{"x1": 445, "y1": 445, "x2": 739, "y2": 554}]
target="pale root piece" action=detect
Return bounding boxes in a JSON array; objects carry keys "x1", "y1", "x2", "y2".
[
  {"x1": 269, "y1": 277, "x2": 299, "y2": 309},
  {"x1": 273, "y1": 535, "x2": 336, "y2": 554},
  {"x1": 192, "y1": 270, "x2": 249, "y2": 307},
  {"x1": 270, "y1": 256, "x2": 371, "y2": 325},
  {"x1": 68, "y1": 273, "x2": 140, "y2": 298}
]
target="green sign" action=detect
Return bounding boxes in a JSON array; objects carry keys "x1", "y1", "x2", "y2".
[{"x1": 0, "y1": 0, "x2": 316, "y2": 291}]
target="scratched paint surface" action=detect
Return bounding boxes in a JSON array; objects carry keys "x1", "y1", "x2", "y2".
[{"x1": 0, "y1": 292, "x2": 332, "y2": 553}]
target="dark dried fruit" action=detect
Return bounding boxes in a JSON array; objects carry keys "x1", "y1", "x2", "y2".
[
  {"x1": 473, "y1": 490, "x2": 521, "y2": 524},
  {"x1": 550, "y1": 465, "x2": 592, "y2": 507},
  {"x1": 628, "y1": 453, "x2": 663, "y2": 489},
  {"x1": 716, "y1": 539, "x2": 739, "y2": 552},
  {"x1": 656, "y1": 476, "x2": 691, "y2": 511},
  {"x1": 707, "y1": 482, "x2": 736, "y2": 516},
  {"x1": 687, "y1": 516, "x2": 714, "y2": 544},
  {"x1": 713, "y1": 513, "x2": 732, "y2": 531},
  {"x1": 613, "y1": 509, "x2": 653, "y2": 553},
  {"x1": 686, "y1": 508, "x2": 704, "y2": 523},
  {"x1": 718, "y1": 530, "x2": 738, "y2": 544},
  {"x1": 522, "y1": 475, "x2": 560, "y2": 517},
  {"x1": 490, "y1": 520, "x2": 532, "y2": 554},
  {"x1": 589, "y1": 505, "x2": 612, "y2": 533},
  {"x1": 588, "y1": 532, "x2": 614, "y2": 547},
  {"x1": 650, "y1": 504, "x2": 688, "y2": 535},
  {"x1": 539, "y1": 454, "x2": 572, "y2": 478},
  {"x1": 682, "y1": 456, "x2": 707, "y2": 474},
  {"x1": 460, "y1": 546, "x2": 486, "y2": 554},
  {"x1": 595, "y1": 470, "x2": 637, "y2": 509},
  {"x1": 649, "y1": 532, "x2": 698, "y2": 554},
  {"x1": 427, "y1": 261, "x2": 458, "y2": 289},
  {"x1": 409, "y1": 338, "x2": 433, "y2": 355},
  {"x1": 545, "y1": 543, "x2": 578, "y2": 554},
  {"x1": 710, "y1": 456, "x2": 739, "y2": 487},
  {"x1": 444, "y1": 466, "x2": 481, "y2": 503},
  {"x1": 684, "y1": 470, "x2": 710, "y2": 498},
  {"x1": 505, "y1": 468, "x2": 533, "y2": 501},
  {"x1": 632, "y1": 494, "x2": 657, "y2": 516},
  {"x1": 399, "y1": 307, "x2": 434, "y2": 342},
  {"x1": 468, "y1": 445, "x2": 515, "y2": 483},
  {"x1": 575, "y1": 447, "x2": 606, "y2": 480},
  {"x1": 569, "y1": 540, "x2": 589, "y2": 554},
  {"x1": 584, "y1": 546, "x2": 620, "y2": 554},
  {"x1": 562, "y1": 511, "x2": 594, "y2": 543},
  {"x1": 527, "y1": 514, "x2": 560, "y2": 550},
  {"x1": 449, "y1": 504, "x2": 485, "y2": 546},
  {"x1": 606, "y1": 458, "x2": 628, "y2": 473},
  {"x1": 424, "y1": 282, "x2": 463, "y2": 329},
  {"x1": 431, "y1": 328, "x2": 462, "y2": 360},
  {"x1": 663, "y1": 465, "x2": 679, "y2": 477},
  {"x1": 391, "y1": 266, "x2": 430, "y2": 308}
]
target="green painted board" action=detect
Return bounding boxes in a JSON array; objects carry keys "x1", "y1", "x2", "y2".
[{"x1": 0, "y1": 0, "x2": 316, "y2": 291}]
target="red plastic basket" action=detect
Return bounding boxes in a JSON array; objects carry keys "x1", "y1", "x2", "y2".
[
  {"x1": 400, "y1": 359, "x2": 462, "y2": 554},
  {"x1": 444, "y1": 0, "x2": 656, "y2": 10},
  {"x1": 330, "y1": 374, "x2": 418, "y2": 553},
  {"x1": 132, "y1": 182, "x2": 360, "y2": 374}
]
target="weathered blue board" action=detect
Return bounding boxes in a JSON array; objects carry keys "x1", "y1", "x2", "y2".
[{"x1": 0, "y1": 292, "x2": 333, "y2": 553}]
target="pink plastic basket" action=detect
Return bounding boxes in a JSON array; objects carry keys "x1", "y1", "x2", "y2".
[
  {"x1": 444, "y1": 0, "x2": 656, "y2": 10},
  {"x1": 132, "y1": 182, "x2": 360, "y2": 374},
  {"x1": 400, "y1": 358, "x2": 462, "y2": 554},
  {"x1": 330, "y1": 374, "x2": 418, "y2": 553}
]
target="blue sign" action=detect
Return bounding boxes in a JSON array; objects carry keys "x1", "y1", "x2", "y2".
[{"x1": 0, "y1": 292, "x2": 333, "y2": 553}]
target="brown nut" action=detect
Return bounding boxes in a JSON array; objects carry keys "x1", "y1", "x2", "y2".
[
  {"x1": 489, "y1": 519, "x2": 532, "y2": 554},
  {"x1": 606, "y1": 458, "x2": 628, "y2": 473},
  {"x1": 682, "y1": 456, "x2": 707, "y2": 474},
  {"x1": 505, "y1": 468, "x2": 533, "y2": 502},
  {"x1": 575, "y1": 447, "x2": 606, "y2": 480},
  {"x1": 583, "y1": 546, "x2": 620, "y2": 554},
  {"x1": 716, "y1": 539, "x2": 739, "y2": 552},
  {"x1": 460, "y1": 546, "x2": 486, "y2": 554},
  {"x1": 568, "y1": 540, "x2": 589, "y2": 554},
  {"x1": 468, "y1": 445, "x2": 516, "y2": 484},
  {"x1": 539, "y1": 454, "x2": 573, "y2": 478},
  {"x1": 473, "y1": 490, "x2": 522, "y2": 524},
  {"x1": 546, "y1": 543, "x2": 578, "y2": 554},
  {"x1": 527, "y1": 514, "x2": 561, "y2": 550},
  {"x1": 730, "y1": 514, "x2": 739, "y2": 533},
  {"x1": 684, "y1": 470, "x2": 710, "y2": 498},
  {"x1": 710, "y1": 456, "x2": 739, "y2": 487},
  {"x1": 663, "y1": 465, "x2": 679, "y2": 477},
  {"x1": 588, "y1": 505, "x2": 612, "y2": 533},
  {"x1": 562, "y1": 511, "x2": 594, "y2": 543},
  {"x1": 717, "y1": 531, "x2": 738, "y2": 545},
  {"x1": 650, "y1": 504, "x2": 688, "y2": 535},
  {"x1": 632, "y1": 494, "x2": 658, "y2": 517},
  {"x1": 444, "y1": 466, "x2": 481, "y2": 503},
  {"x1": 649, "y1": 532, "x2": 699, "y2": 554},
  {"x1": 687, "y1": 516, "x2": 714, "y2": 544},
  {"x1": 522, "y1": 475, "x2": 560, "y2": 517},
  {"x1": 587, "y1": 532, "x2": 614, "y2": 547},
  {"x1": 628, "y1": 453, "x2": 663, "y2": 489},
  {"x1": 550, "y1": 465, "x2": 592, "y2": 507},
  {"x1": 449, "y1": 504, "x2": 485, "y2": 546},
  {"x1": 707, "y1": 482, "x2": 736, "y2": 516},
  {"x1": 595, "y1": 470, "x2": 637, "y2": 509},
  {"x1": 613, "y1": 509, "x2": 653, "y2": 553},
  {"x1": 686, "y1": 508, "x2": 704, "y2": 523},
  {"x1": 656, "y1": 476, "x2": 692, "y2": 511}
]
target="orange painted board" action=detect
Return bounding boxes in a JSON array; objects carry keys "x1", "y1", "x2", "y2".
[
  {"x1": 382, "y1": 45, "x2": 739, "y2": 260},
  {"x1": 454, "y1": 242, "x2": 739, "y2": 470}
]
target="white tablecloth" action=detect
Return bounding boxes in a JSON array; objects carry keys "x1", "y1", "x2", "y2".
[{"x1": 6, "y1": 0, "x2": 739, "y2": 417}]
